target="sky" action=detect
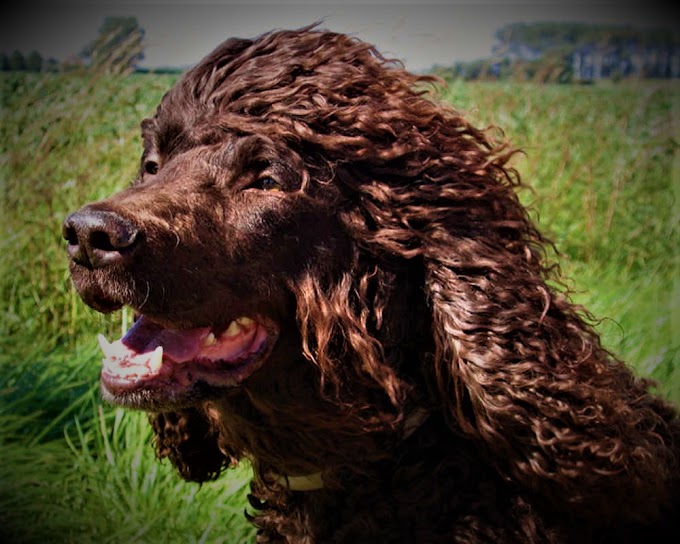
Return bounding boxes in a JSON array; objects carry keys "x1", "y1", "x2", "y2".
[{"x1": 3, "y1": 1, "x2": 678, "y2": 72}]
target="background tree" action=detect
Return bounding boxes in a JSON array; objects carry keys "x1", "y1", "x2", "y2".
[
  {"x1": 8, "y1": 50, "x2": 26, "y2": 71},
  {"x1": 44, "y1": 58, "x2": 60, "y2": 73},
  {"x1": 491, "y1": 22, "x2": 679, "y2": 81},
  {"x1": 81, "y1": 16, "x2": 145, "y2": 74},
  {"x1": 26, "y1": 50, "x2": 43, "y2": 72}
]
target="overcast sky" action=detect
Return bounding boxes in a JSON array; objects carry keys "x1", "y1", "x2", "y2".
[{"x1": 3, "y1": 1, "x2": 678, "y2": 72}]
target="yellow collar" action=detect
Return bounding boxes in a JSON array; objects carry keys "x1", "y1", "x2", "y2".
[{"x1": 277, "y1": 471, "x2": 325, "y2": 491}]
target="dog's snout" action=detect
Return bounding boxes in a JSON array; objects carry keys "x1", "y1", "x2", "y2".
[{"x1": 63, "y1": 208, "x2": 140, "y2": 269}]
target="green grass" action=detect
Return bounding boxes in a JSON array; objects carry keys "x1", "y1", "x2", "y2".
[
  {"x1": 1, "y1": 71, "x2": 678, "y2": 542},
  {"x1": 1, "y1": 71, "x2": 257, "y2": 543}
]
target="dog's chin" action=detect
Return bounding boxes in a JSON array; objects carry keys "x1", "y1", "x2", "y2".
[
  {"x1": 96, "y1": 312, "x2": 279, "y2": 411},
  {"x1": 100, "y1": 380, "x2": 220, "y2": 411}
]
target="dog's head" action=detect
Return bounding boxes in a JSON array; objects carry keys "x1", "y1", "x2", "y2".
[
  {"x1": 64, "y1": 28, "x2": 477, "y2": 412},
  {"x1": 64, "y1": 25, "x2": 539, "y2": 425},
  {"x1": 60, "y1": 23, "x2": 564, "y2": 480}
]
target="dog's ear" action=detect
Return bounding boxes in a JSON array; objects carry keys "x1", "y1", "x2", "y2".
[
  {"x1": 331, "y1": 124, "x2": 677, "y2": 520},
  {"x1": 149, "y1": 408, "x2": 230, "y2": 483},
  {"x1": 422, "y1": 239, "x2": 679, "y2": 522}
]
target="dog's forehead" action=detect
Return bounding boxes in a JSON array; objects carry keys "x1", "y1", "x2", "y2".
[
  {"x1": 147, "y1": 123, "x2": 281, "y2": 159},
  {"x1": 142, "y1": 111, "x2": 225, "y2": 161},
  {"x1": 147, "y1": 131, "x2": 299, "y2": 180}
]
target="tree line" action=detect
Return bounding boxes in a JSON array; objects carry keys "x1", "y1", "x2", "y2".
[
  {"x1": 1, "y1": 50, "x2": 59, "y2": 72},
  {"x1": 437, "y1": 22, "x2": 679, "y2": 82},
  {"x1": 4, "y1": 19, "x2": 679, "y2": 81},
  {"x1": 1, "y1": 16, "x2": 145, "y2": 73}
]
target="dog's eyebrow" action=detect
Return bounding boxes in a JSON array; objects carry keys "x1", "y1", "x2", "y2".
[
  {"x1": 221, "y1": 136, "x2": 277, "y2": 171},
  {"x1": 157, "y1": 121, "x2": 194, "y2": 159}
]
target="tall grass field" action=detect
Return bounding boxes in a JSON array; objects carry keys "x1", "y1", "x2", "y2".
[{"x1": 1, "y1": 70, "x2": 678, "y2": 543}]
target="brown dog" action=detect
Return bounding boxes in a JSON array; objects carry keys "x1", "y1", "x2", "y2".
[{"x1": 64, "y1": 28, "x2": 679, "y2": 543}]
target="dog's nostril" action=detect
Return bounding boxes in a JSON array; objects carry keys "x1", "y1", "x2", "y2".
[
  {"x1": 89, "y1": 224, "x2": 138, "y2": 252},
  {"x1": 62, "y1": 224, "x2": 79, "y2": 246},
  {"x1": 63, "y1": 208, "x2": 140, "y2": 269},
  {"x1": 90, "y1": 230, "x2": 117, "y2": 252}
]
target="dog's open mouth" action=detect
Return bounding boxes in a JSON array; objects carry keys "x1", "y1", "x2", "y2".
[{"x1": 97, "y1": 314, "x2": 277, "y2": 401}]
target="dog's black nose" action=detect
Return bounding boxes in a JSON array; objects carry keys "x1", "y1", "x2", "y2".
[{"x1": 62, "y1": 208, "x2": 140, "y2": 269}]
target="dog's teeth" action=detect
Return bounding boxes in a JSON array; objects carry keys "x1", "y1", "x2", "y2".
[
  {"x1": 148, "y1": 346, "x2": 164, "y2": 372},
  {"x1": 97, "y1": 334, "x2": 112, "y2": 355},
  {"x1": 98, "y1": 335, "x2": 128, "y2": 361},
  {"x1": 98, "y1": 334, "x2": 125, "y2": 359},
  {"x1": 236, "y1": 317, "x2": 254, "y2": 327},
  {"x1": 203, "y1": 332, "x2": 217, "y2": 346},
  {"x1": 223, "y1": 321, "x2": 240, "y2": 337}
]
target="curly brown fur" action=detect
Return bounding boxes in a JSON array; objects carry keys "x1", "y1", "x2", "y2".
[
  {"x1": 64, "y1": 27, "x2": 679, "y2": 542},
  {"x1": 149, "y1": 408, "x2": 230, "y2": 482}
]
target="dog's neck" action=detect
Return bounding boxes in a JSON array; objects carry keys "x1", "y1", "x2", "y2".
[{"x1": 271, "y1": 407, "x2": 430, "y2": 491}]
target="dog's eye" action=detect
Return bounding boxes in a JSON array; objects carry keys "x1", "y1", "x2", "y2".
[
  {"x1": 254, "y1": 176, "x2": 282, "y2": 192},
  {"x1": 144, "y1": 160, "x2": 159, "y2": 176}
]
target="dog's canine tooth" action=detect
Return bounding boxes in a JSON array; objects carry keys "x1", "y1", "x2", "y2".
[
  {"x1": 98, "y1": 333, "x2": 136, "y2": 361},
  {"x1": 97, "y1": 334, "x2": 112, "y2": 356},
  {"x1": 148, "y1": 346, "x2": 164, "y2": 372},
  {"x1": 223, "y1": 320, "x2": 241, "y2": 337},
  {"x1": 203, "y1": 332, "x2": 217, "y2": 346}
]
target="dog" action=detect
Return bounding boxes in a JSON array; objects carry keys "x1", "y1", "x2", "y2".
[{"x1": 64, "y1": 27, "x2": 679, "y2": 543}]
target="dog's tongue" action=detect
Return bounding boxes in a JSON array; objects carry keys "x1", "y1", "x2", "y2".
[
  {"x1": 98, "y1": 316, "x2": 260, "y2": 383},
  {"x1": 120, "y1": 317, "x2": 209, "y2": 362}
]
